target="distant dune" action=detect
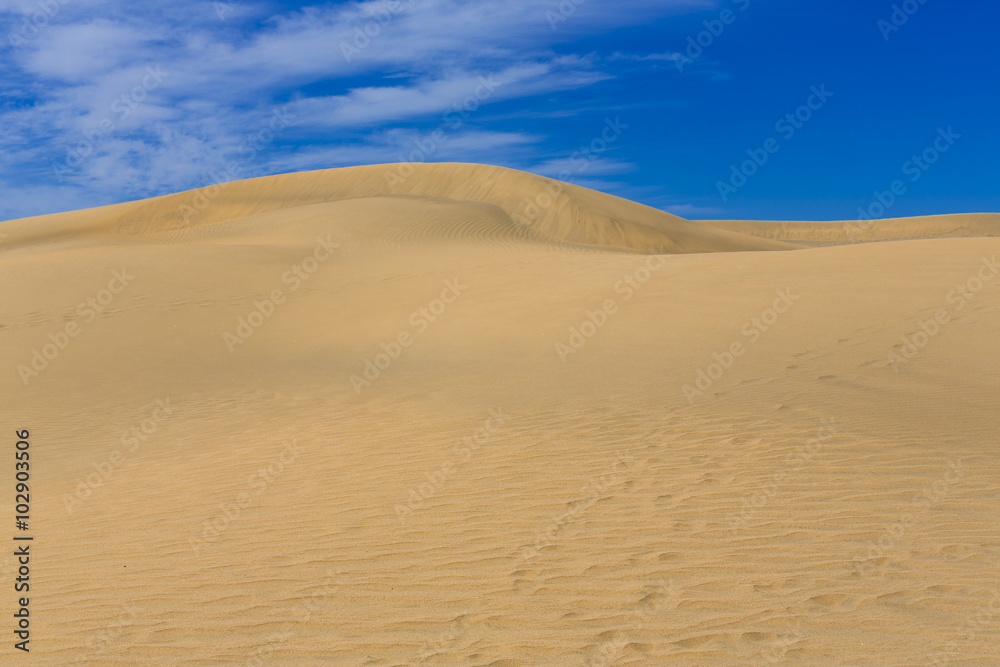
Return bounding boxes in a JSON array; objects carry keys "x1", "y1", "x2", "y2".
[
  {"x1": 700, "y1": 212, "x2": 1000, "y2": 246},
  {"x1": 2, "y1": 164, "x2": 998, "y2": 665}
]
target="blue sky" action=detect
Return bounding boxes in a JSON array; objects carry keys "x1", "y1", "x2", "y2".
[{"x1": 1, "y1": 0, "x2": 997, "y2": 222}]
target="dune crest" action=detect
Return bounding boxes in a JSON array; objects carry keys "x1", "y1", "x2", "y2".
[
  {"x1": 699, "y1": 212, "x2": 1000, "y2": 245},
  {"x1": 4, "y1": 163, "x2": 798, "y2": 255}
]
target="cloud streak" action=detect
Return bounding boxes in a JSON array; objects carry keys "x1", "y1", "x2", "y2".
[{"x1": 0, "y1": 0, "x2": 708, "y2": 220}]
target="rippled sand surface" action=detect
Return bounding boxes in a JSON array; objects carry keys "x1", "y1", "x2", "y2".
[{"x1": 2, "y1": 164, "x2": 998, "y2": 664}]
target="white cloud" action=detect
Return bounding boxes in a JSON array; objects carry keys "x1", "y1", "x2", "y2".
[
  {"x1": 0, "y1": 0, "x2": 712, "y2": 220},
  {"x1": 282, "y1": 62, "x2": 608, "y2": 129},
  {"x1": 532, "y1": 157, "x2": 636, "y2": 178},
  {"x1": 608, "y1": 52, "x2": 687, "y2": 62},
  {"x1": 23, "y1": 19, "x2": 157, "y2": 79},
  {"x1": 661, "y1": 203, "x2": 725, "y2": 218}
]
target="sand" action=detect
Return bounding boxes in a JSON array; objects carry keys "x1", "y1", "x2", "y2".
[{"x1": 1, "y1": 163, "x2": 998, "y2": 665}]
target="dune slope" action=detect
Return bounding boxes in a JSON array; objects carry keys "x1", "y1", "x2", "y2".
[
  {"x1": 1, "y1": 165, "x2": 998, "y2": 666},
  {"x1": 2, "y1": 163, "x2": 798, "y2": 255}
]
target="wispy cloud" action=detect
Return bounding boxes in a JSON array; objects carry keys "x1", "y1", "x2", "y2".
[
  {"x1": 0, "y1": 0, "x2": 711, "y2": 220},
  {"x1": 532, "y1": 156, "x2": 636, "y2": 178},
  {"x1": 608, "y1": 51, "x2": 687, "y2": 62},
  {"x1": 661, "y1": 202, "x2": 726, "y2": 218}
]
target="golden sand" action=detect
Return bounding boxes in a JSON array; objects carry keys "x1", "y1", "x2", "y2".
[{"x1": 2, "y1": 164, "x2": 998, "y2": 664}]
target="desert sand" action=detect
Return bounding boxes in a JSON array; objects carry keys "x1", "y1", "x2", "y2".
[{"x1": 2, "y1": 163, "x2": 999, "y2": 665}]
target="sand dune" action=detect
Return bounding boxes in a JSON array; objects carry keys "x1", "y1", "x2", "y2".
[
  {"x1": 3, "y1": 163, "x2": 797, "y2": 255},
  {"x1": 700, "y1": 212, "x2": 1000, "y2": 246},
  {"x1": 2, "y1": 164, "x2": 999, "y2": 665}
]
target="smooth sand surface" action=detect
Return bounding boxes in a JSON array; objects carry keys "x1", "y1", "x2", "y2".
[
  {"x1": 700, "y1": 213, "x2": 1000, "y2": 247},
  {"x1": 2, "y1": 163, "x2": 998, "y2": 665}
]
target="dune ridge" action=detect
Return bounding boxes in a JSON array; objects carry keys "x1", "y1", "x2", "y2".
[
  {"x1": 699, "y1": 212, "x2": 1000, "y2": 246},
  {"x1": 3, "y1": 163, "x2": 801, "y2": 255}
]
